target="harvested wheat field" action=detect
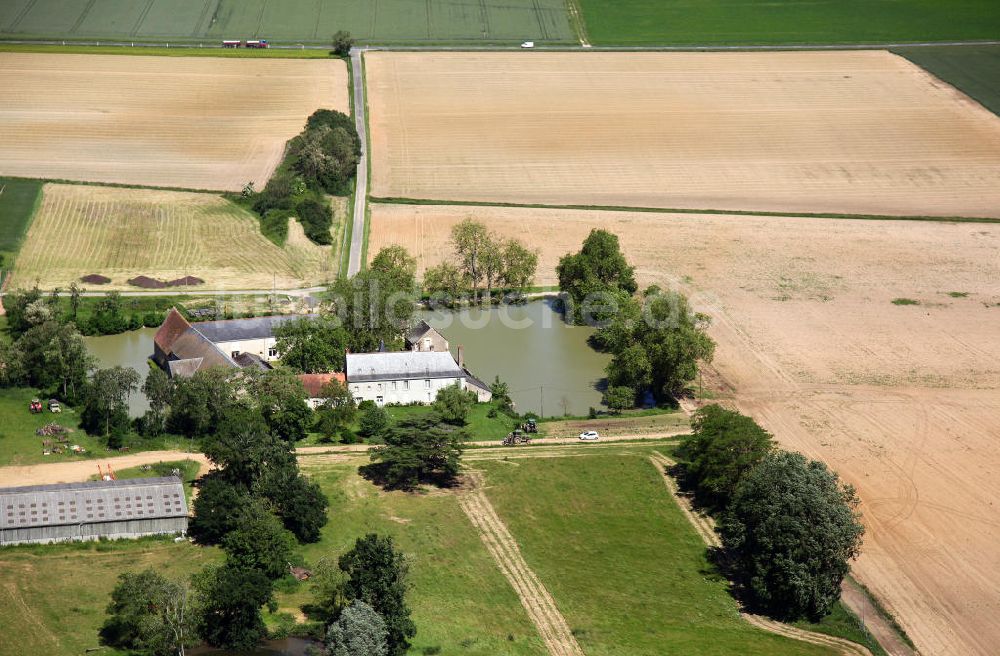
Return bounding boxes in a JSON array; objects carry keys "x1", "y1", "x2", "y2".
[
  {"x1": 366, "y1": 50, "x2": 1000, "y2": 218},
  {"x1": 0, "y1": 53, "x2": 347, "y2": 191},
  {"x1": 370, "y1": 202, "x2": 1000, "y2": 655},
  {"x1": 10, "y1": 184, "x2": 338, "y2": 291}
]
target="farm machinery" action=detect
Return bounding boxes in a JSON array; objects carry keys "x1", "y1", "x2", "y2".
[{"x1": 502, "y1": 429, "x2": 531, "y2": 446}]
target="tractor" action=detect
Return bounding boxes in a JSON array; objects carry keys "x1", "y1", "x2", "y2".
[
  {"x1": 502, "y1": 429, "x2": 531, "y2": 446},
  {"x1": 29, "y1": 398, "x2": 43, "y2": 414},
  {"x1": 521, "y1": 418, "x2": 538, "y2": 433}
]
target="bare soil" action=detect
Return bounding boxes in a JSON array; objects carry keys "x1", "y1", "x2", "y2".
[
  {"x1": 0, "y1": 53, "x2": 348, "y2": 191},
  {"x1": 366, "y1": 50, "x2": 1000, "y2": 218},
  {"x1": 371, "y1": 202, "x2": 1000, "y2": 656}
]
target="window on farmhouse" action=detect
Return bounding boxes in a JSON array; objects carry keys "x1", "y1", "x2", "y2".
[
  {"x1": 404, "y1": 380, "x2": 409, "y2": 390},
  {"x1": 425, "y1": 379, "x2": 430, "y2": 388},
  {"x1": 268, "y1": 347, "x2": 278, "y2": 358}
]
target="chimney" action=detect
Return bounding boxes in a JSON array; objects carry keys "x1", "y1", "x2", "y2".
[{"x1": 458, "y1": 345, "x2": 464, "y2": 368}]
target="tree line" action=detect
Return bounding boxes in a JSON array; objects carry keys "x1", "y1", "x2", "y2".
[{"x1": 675, "y1": 405, "x2": 865, "y2": 622}]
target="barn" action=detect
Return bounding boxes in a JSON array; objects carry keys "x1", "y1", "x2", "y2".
[{"x1": 0, "y1": 477, "x2": 188, "y2": 546}]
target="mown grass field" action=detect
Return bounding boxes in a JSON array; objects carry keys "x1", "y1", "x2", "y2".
[
  {"x1": 578, "y1": 0, "x2": 1000, "y2": 45},
  {"x1": 0, "y1": 0, "x2": 574, "y2": 44},
  {"x1": 0, "y1": 177, "x2": 41, "y2": 271},
  {"x1": 896, "y1": 45, "x2": 1000, "y2": 117},
  {"x1": 9, "y1": 184, "x2": 340, "y2": 292},
  {"x1": 477, "y1": 451, "x2": 838, "y2": 655},
  {"x1": 0, "y1": 388, "x2": 98, "y2": 468}
]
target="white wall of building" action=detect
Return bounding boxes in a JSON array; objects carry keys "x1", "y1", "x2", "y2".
[
  {"x1": 215, "y1": 337, "x2": 279, "y2": 362},
  {"x1": 349, "y1": 376, "x2": 464, "y2": 406}
]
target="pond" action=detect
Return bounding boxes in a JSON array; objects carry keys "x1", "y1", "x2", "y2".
[
  {"x1": 421, "y1": 298, "x2": 610, "y2": 417},
  {"x1": 83, "y1": 300, "x2": 610, "y2": 419},
  {"x1": 83, "y1": 327, "x2": 156, "y2": 417},
  {"x1": 189, "y1": 637, "x2": 316, "y2": 656}
]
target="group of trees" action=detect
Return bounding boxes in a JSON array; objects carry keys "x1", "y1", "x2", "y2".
[
  {"x1": 423, "y1": 218, "x2": 539, "y2": 303},
  {"x1": 4, "y1": 286, "x2": 159, "y2": 338},
  {"x1": 245, "y1": 109, "x2": 360, "y2": 245},
  {"x1": 676, "y1": 405, "x2": 865, "y2": 621},
  {"x1": 555, "y1": 229, "x2": 715, "y2": 411}
]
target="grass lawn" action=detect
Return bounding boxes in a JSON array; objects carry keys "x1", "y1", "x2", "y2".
[
  {"x1": 0, "y1": 538, "x2": 221, "y2": 656},
  {"x1": 538, "y1": 409, "x2": 690, "y2": 438},
  {"x1": 0, "y1": 387, "x2": 100, "y2": 467},
  {"x1": 477, "y1": 452, "x2": 838, "y2": 655},
  {"x1": 282, "y1": 463, "x2": 547, "y2": 655},
  {"x1": 0, "y1": 177, "x2": 42, "y2": 276},
  {"x1": 895, "y1": 45, "x2": 1000, "y2": 118},
  {"x1": 578, "y1": 0, "x2": 1000, "y2": 45}
]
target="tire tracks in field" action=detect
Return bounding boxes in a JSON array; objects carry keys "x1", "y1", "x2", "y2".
[
  {"x1": 458, "y1": 470, "x2": 584, "y2": 656},
  {"x1": 648, "y1": 451, "x2": 875, "y2": 656}
]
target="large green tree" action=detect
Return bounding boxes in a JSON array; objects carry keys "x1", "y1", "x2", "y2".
[
  {"x1": 99, "y1": 569, "x2": 198, "y2": 656},
  {"x1": 274, "y1": 316, "x2": 350, "y2": 374},
  {"x1": 167, "y1": 368, "x2": 235, "y2": 437},
  {"x1": 195, "y1": 564, "x2": 273, "y2": 652},
  {"x1": 81, "y1": 366, "x2": 140, "y2": 438},
  {"x1": 222, "y1": 501, "x2": 297, "y2": 581},
  {"x1": 370, "y1": 245, "x2": 417, "y2": 297},
  {"x1": 326, "y1": 600, "x2": 388, "y2": 656},
  {"x1": 363, "y1": 414, "x2": 465, "y2": 490},
  {"x1": 556, "y1": 229, "x2": 637, "y2": 324},
  {"x1": 339, "y1": 534, "x2": 416, "y2": 656},
  {"x1": 720, "y1": 451, "x2": 865, "y2": 621},
  {"x1": 676, "y1": 405, "x2": 774, "y2": 510},
  {"x1": 451, "y1": 218, "x2": 491, "y2": 302},
  {"x1": 432, "y1": 383, "x2": 476, "y2": 426}
]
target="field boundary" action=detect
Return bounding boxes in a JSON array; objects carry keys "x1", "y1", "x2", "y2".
[
  {"x1": 370, "y1": 197, "x2": 1000, "y2": 225},
  {"x1": 457, "y1": 470, "x2": 585, "y2": 656}
]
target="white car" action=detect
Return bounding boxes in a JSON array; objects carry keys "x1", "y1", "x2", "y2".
[
  {"x1": 579, "y1": 431, "x2": 599, "y2": 441},
  {"x1": 521, "y1": 41, "x2": 535, "y2": 49}
]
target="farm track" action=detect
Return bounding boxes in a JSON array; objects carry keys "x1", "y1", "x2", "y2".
[
  {"x1": 647, "y1": 452, "x2": 876, "y2": 656},
  {"x1": 457, "y1": 470, "x2": 585, "y2": 656}
]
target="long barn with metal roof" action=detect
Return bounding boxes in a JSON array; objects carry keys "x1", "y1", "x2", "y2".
[{"x1": 0, "y1": 477, "x2": 188, "y2": 546}]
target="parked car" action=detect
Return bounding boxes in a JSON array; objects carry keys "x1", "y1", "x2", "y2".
[
  {"x1": 521, "y1": 41, "x2": 535, "y2": 49},
  {"x1": 579, "y1": 431, "x2": 599, "y2": 441},
  {"x1": 48, "y1": 400, "x2": 61, "y2": 413}
]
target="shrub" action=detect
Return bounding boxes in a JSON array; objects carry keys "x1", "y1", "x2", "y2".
[
  {"x1": 295, "y1": 198, "x2": 333, "y2": 245},
  {"x1": 261, "y1": 209, "x2": 291, "y2": 246}
]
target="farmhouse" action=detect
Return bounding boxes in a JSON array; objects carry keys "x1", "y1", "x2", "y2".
[
  {"x1": 153, "y1": 308, "x2": 312, "y2": 378},
  {"x1": 300, "y1": 372, "x2": 348, "y2": 409},
  {"x1": 406, "y1": 320, "x2": 449, "y2": 352},
  {"x1": 0, "y1": 477, "x2": 188, "y2": 546},
  {"x1": 347, "y1": 350, "x2": 492, "y2": 405}
]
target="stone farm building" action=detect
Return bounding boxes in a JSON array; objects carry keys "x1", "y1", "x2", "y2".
[
  {"x1": 0, "y1": 477, "x2": 188, "y2": 546},
  {"x1": 153, "y1": 308, "x2": 312, "y2": 378},
  {"x1": 347, "y1": 351, "x2": 492, "y2": 405}
]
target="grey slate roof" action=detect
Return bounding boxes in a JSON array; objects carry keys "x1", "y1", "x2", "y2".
[
  {"x1": 234, "y1": 352, "x2": 273, "y2": 370},
  {"x1": 405, "y1": 320, "x2": 435, "y2": 344},
  {"x1": 194, "y1": 314, "x2": 317, "y2": 344},
  {"x1": 0, "y1": 477, "x2": 187, "y2": 530},
  {"x1": 347, "y1": 351, "x2": 463, "y2": 383}
]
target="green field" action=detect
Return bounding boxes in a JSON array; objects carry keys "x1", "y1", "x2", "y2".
[
  {"x1": 0, "y1": 0, "x2": 574, "y2": 44},
  {"x1": 895, "y1": 45, "x2": 1000, "y2": 117},
  {"x1": 0, "y1": 177, "x2": 42, "y2": 270},
  {"x1": 578, "y1": 0, "x2": 1000, "y2": 45}
]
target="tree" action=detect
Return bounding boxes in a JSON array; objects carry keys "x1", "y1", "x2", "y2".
[
  {"x1": 100, "y1": 569, "x2": 198, "y2": 656},
  {"x1": 451, "y1": 219, "x2": 492, "y2": 303},
  {"x1": 332, "y1": 30, "x2": 355, "y2": 57},
  {"x1": 329, "y1": 269, "x2": 415, "y2": 353},
  {"x1": 315, "y1": 379, "x2": 357, "y2": 441},
  {"x1": 363, "y1": 415, "x2": 465, "y2": 490},
  {"x1": 289, "y1": 117, "x2": 360, "y2": 196},
  {"x1": 676, "y1": 405, "x2": 774, "y2": 510},
  {"x1": 274, "y1": 316, "x2": 349, "y2": 374},
  {"x1": 0, "y1": 338, "x2": 24, "y2": 388},
  {"x1": 243, "y1": 369, "x2": 312, "y2": 443},
  {"x1": 359, "y1": 405, "x2": 390, "y2": 438},
  {"x1": 222, "y1": 501, "x2": 297, "y2": 581},
  {"x1": 556, "y1": 229, "x2": 637, "y2": 324},
  {"x1": 489, "y1": 375, "x2": 512, "y2": 411},
  {"x1": 141, "y1": 366, "x2": 173, "y2": 437},
  {"x1": 189, "y1": 472, "x2": 253, "y2": 545},
  {"x1": 3, "y1": 286, "x2": 43, "y2": 337},
  {"x1": 423, "y1": 262, "x2": 467, "y2": 301},
  {"x1": 195, "y1": 564, "x2": 272, "y2": 652},
  {"x1": 432, "y1": 383, "x2": 476, "y2": 426},
  {"x1": 720, "y1": 451, "x2": 865, "y2": 621},
  {"x1": 270, "y1": 473, "x2": 330, "y2": 543},
  {"x1": 326, "y1": 600, "x2": 388, "y2": 656},
  {"x1": 68, "y1": 281, "x2": 81, "y2": 319},
  {"x1": 605, "y1": 342, "x2": 652, "y2": 392},
  {"x1": 167, "y1": 368, "x2": 235, "y2": 437},
  {"x1": 370, "y1": 245, "x2": 417, "y2": 296},
  {"x1": 500, "y1": 239, "x2": 539, "y2": 292},
  {"x1": 603, "y1": 386, "x2": 634, "y2": 414},
  {"x1": 339, "y1": 534, "x2": 416, "y2": 656},
  {"x1": 81, "y1": 366, "x2": 140, "y2": 438}
]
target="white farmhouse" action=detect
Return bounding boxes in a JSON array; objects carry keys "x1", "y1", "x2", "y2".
[{"x1": 346, "y1": 351, "x2": 492, "y2": 406}]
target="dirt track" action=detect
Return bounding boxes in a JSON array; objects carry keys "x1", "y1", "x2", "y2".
[
  {"x1": 457, "y1": 471, "x2": 585, "y2": 656},
  {"x1": 0, "y1": 53, "x2": 347, "y2": 191},
  {"x1": 366, "y1": 50, "x2": 1000, "y2": 217},
  {"x1": 374, "y1": 202, "x2": 1000, "y2": 655}
]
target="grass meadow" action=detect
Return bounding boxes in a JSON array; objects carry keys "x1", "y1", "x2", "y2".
[
  {"x1": 0, "y1": 177, "x2": 42, "y2": 275},
  {"x1": 578, "y1": 0, "x2": 1000, "y2": 45},
  {"x1": 0, "y1": 0, "x2": 574, "y2": 44}
]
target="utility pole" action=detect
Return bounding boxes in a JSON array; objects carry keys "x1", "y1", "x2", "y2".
[{"x1": 540, "y1": 386, "x2": 544, "y2": 418}]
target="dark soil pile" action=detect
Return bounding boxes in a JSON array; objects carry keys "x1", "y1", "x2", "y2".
[
  {"x1": 127, "y1": 275, "x2": 168, "y2": 289},
  {"x1": 167, "y1": 276, "x2": 205, "y2": 287},
  {"x1": 80, "y1": 274, "x2": 111, "y2": 284}
]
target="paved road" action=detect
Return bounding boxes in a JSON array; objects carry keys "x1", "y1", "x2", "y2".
[{"x1": 347, "y1": 47, "x2": 368, "y2": 277}]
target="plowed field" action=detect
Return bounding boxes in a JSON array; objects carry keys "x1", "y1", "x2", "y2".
[
  {"x1": 366, "y1": 50, "x2": 1000, "y2": 218},
  {"x1": 370, "y1": 201, "x2": 1000, "y2": 655},
  {"x1": 0, "y1": 53, "x2": 347, "y2": 190}
]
